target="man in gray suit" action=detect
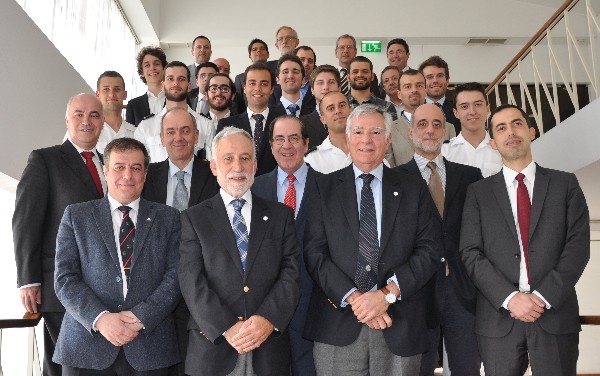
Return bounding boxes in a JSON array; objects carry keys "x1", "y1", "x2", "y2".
[
  {"x1": 53, "y1": 138, "x2": 181, "y2": 375},
  {"x1": 460, "y1": 104, "x2": 590, "y2": 376},
  {"x1": 188, "y1": 35, "x2": 212, "y2": 90}
]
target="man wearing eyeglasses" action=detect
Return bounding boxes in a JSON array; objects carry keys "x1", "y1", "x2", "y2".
[
  {"x1": 188, "y1": 62, "x2": 219, "y2": 116},
  {"x1": 206, "y1": 73, "x2": 236, "y2": 125},
  {"x1": 265, "y1": 26, "x2": 300, "y2": 74},
  {"x1": 335, "y1": 34, "x2": 381, "y2": 98},
  {"x1": 419, "y1": 55, "x2": 460, "y2": 134},
  {"x1": 304, "y1": 103, "x2": 438, "y2": 375},
  {"x1": 252, "y1": 115, "x2": 323, "y2": 376}
]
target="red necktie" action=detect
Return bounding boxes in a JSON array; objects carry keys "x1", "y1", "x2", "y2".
[
  {"x1": 516, "y1": 173, "x2": 531, "y2": 284},
  {"x1": 284, "y1": 174, "x2": 296, "y2": 213},
  {"x1": 81, "y1": 151, "x2": 104, "y2": 197}
]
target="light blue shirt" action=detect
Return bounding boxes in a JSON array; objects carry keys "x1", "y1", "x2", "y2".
[
  {"x1": 426, "y1": 96, "x2": 446, "y2": 107},
  {"x1": 276, "y1": 162, "x2": 308, "y2": 217},
  {"x1": 166, "y1": 159, "x2": 194, "y2": 207},
  {"x1": 280, "y1": 96, "x2": 303, "y2": 117},
  {"x1": 300, "y1": 80, "x2": 311, "y2": 99}
]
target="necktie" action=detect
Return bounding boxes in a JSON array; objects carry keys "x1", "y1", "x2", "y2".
[
  {"x1": 287, "y1": 104, "x2": 300, "y2": 117},
  {"x1": 118, "y1": 206, "x2": 135, "y2": 285},
  {"x1": 434, "y1": 102, "x2": 442, "y2": 108},
  {"x1": 284, "y1": 174, "x2": 296, "y2": 213},
  {"x1": 172, "y1": 171, "x2": 189, "y2": 212},
  {"x1": 427, "y1": 161, "x2": 444, "y2": 217},
  {"x1": 231, "y1": 199, "x2": 249, "y2": 270},
  {"x1": 340, "y1": 68, "x2": 349, "y2": 96},
  {"x1": 251, "y1": 113, "x2": 265, "y2": 155},
  {"x1": 516, "y1": 173, "x2": 531, "y2": 284},
  {"x1": 81, "y1": 151, "x2": 104, "y2": 197},
  {"x1": 355, "y1": 174, "x2": 379, "y2": 292},
  {"x1": 198, "y1": 97, "x2": 209, "y2": 115}
]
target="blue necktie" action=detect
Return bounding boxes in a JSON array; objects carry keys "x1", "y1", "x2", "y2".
[
  {"x1": 118, "y1": 206, "x2": 135, "y2": 285},
  {"x1": 287, "y1": 103, "x2": 300, "y2": 117},
  {"x1": 355, "y1": 174, "x2": 379, "y2": 292},
  {"x1": 231, "y1": 199, "x2": 249, "y2": 270}
]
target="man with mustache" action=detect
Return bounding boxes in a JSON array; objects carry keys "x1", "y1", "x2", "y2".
[
  {"x1": 461, "y1": 104, "x2": 590, "y2": 376},
  {"x1": 206, "y1": 73, "x2": 236, "y2": 125},
  {"x1": 380, "y1": 65, "x2": 404, "y2": 114},
  {"x1": 135, "y1": 61, "x2": 213, "y2": 162},
  {"x1": 179, "y1": 126, "x2": 301, "y2": 376},
  {"x1": 188, "y1": 61, "x2": 219, "y2": 116},
  {"x1": 347, "y1": 56, "x2": 397, "y2": 120}
]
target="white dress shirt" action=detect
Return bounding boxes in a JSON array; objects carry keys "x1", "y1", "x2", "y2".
[
  {"x1": 305, "y1": 136, "x2": 390, "y2": 174},
  {"x1": 246, "y1": 108, "x2": 270, "y2": 137},
  {"x1": 220, "y1": 188, "x2": 253, "y2": 235},
  {"x1": 414, "y1": 153, "x2": 446, "y2": 191},
  {"x1": 441, "y1": 132, "x2": 502, "y2": 178},
  {"x1": 147, "y1": 90, "x2": 166, "y2": 115}
]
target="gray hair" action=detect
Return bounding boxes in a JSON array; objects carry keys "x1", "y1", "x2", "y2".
[
  {"x1": 212, "y1": 126, "x2": 256, "y2": 160},
  {"x1": 346, "y1": 104, "x2": 393, "y2": 138},
  {"x1": 65, "y1": 93, "x2": 102, "y2": 117},
  {"x1": 160, "y1": 107, "x2": 198, "y2": 135}
]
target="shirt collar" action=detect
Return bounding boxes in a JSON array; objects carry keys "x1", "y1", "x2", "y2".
[
  {"x1": 277, "y1": 162, "x2": 308, "y2": 186},
  {"x1": 426, "y1": 96, "x2": 446, "y2": 106},
  {"x1": 502, "y1": 161, "x2": 536, "y2": 188},
  {"x1": 280, "y1": 96, "x2": 302, "y2": 109},
  {"x1": 247, "y1": 108, "x2": 270, "y2": 123},
  {"x1": 69, "y1": 139, "x2": 98, "y2": 155},
  {"x1": 352, "y1": 162, "x2": 384, "y2": 182},
  {"x1": 219, "y1": 188, "x2": 253, "y2": 208},
  {"x1": 107, "y1": 193, "x2": 140, "y2": 212},
  {"x1": 147, "y1": 90, "x2": 165, "y2": 99},
  {"x1": 168, "y1": 158, "x2": 194, "y2": 177},
  {"x1": 414, "y1": 153, "x2": 444, "y2": 173}
]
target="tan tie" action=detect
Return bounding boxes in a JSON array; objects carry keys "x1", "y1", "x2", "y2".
[{"x1": 427, "y1": 161, "x2": 444, "y2": 217}]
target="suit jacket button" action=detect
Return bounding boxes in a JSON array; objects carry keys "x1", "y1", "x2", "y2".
[
  {"x1": 116, "y1": 276, "x2": 121, "y2": 282},
  {"x1": 117, "y1": 305, "x2": 122, "y2": 310},
  {"x1": 365, "y1": 265, "x2": 371, "y2": 272},
  {"x1": 440, "y1": 257, "x2": 446, "y2": 262},
  {"x1": 514, "y1": 254, "x2": 519, "y2": 259},
  {"x1": 243, "y1": 286, "x2": 250, "y2": 293}
]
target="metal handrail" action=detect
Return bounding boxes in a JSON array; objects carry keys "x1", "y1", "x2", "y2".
[{"x1": 0, "y1": 312, "x2": 41, "y2": 329}]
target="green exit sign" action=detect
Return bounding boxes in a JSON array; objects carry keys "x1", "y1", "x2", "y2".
[{"x1": 361, "y1": 41, "x2": 382, "y2": 53}]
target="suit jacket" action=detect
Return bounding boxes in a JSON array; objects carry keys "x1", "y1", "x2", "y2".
[
  {"x1": 13, "y1": 140, "x2": 104, "y2": 312},
  {"x1": 179, "y1": 193, "x2": 301, "y2": 376},
  {"x1": 251, "y1": 165, "x2": 322, "y2": 335},
  {"x1": 188, "y1": 64, "x2": 198, "y2": 90},
  {"x1": 387, "y1": 116, "x2": 456, "y2": 167},
  {"x1": 53, "y1": 198, "x2": 181, "y2": 370},
  {"x1": 441, "y1": 97, "x2": 461, "y2": 135},
  {"x1": 126, "y1": 93, "x2": 152, "y2": 126},
  {"x1": 216, "y1": 106, "x2": 287, "y2": 176},
  {"x1": 301, "y1": 110, "x2": 328, "y2": 150},
  {"x1": 142, "y1": 156, "x2": 219, "y2": 207},
  {"x1": 269, "y1": 85, "x2": 316, "y2": 117},
  {"x1": 396, "y1": 158, "x2": 483, "y2": 322},
  {"x1": 460, "y1": 165, "x2": 590, "y2": 337},
  {"x1": 303, "y1": 165, "x2": 438, "y2": 356}
]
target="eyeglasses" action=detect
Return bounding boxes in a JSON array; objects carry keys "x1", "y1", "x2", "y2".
[
  {"x1": 208, "y1": 85, "x2": 231, "y2": 94},
  {"x1": 277, "y1": 36, "x2": 296, "y2": 43},
  {"x1": 272, "y1": 135, "x2": 302, "y2": 145}
]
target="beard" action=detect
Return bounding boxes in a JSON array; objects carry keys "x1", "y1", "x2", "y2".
[
  {"x1": 165, "y1": 90, "x2": 188, "y2": 102},
  {"x1": 350, "y1": 80, "x2": 371, "y2": 91},
  {"x1": 216, "y1": 171, "x2": 254, "y2": 198},
  {"x1": 411, "y1": 137, "x2": 443, "y2": 155},
  {"x1": 209, "y1": 96, "x2": 233, "y2": 112}
]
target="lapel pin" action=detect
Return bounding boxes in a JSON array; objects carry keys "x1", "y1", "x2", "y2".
[
  {"x1": 263, "y1": 216, "x2": 268, "y2": 221},
  {"x1": 146, "y1": 218, "x2": 151, "y2": 221},
  {"x1": 393, "y1": 192, "x2": 398, "y2": 196}
]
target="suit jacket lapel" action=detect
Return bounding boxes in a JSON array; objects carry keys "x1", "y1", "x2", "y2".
[
  {"x1": 93, "y1": 198, "x2": 120, "y2": 266},
  {"x1": 296, "y1": 167, "x2": 315, "y2": 224},
  {"x1": 380, "y1": 167, "x2": 403, "y2": 251},
  {"x1": 155, "y1": 160, "x2": 169, "y2": 204},
  {"x1": 208, "y1": 195, "x2": 245, "y2": 277},
  {"x1": 492, "y1": 171, "x2": 519, "y2": 242},
  {"x1": 188, "y1": 157, "x2": 212, "y2": 206},
  {"x1": 405, "y1": 159, "x2": 443, "y2": 222},
  {"x1": 142, "y1": 93, "x2": 151, "y2": 115},
  {"x1": 338, "y1": 166, "x2": 360, "y2": 244},
  {"x1": 529, "y1": 165, "x2": 549, "y2": 238},
  {"x1": 244, "y1": 195, "x2": 270, "y2": 279},
  {"x1": 443, "y1": 159, "x2": 461, "y2": 220},
  {"x1": 131, "y1": 199, "x2": 153, "y2": 267},
  {"x1": 263, "y1": 168, "x2": 279, "y2": 202},
  {"x1": 60, "y1": 141, "x2": 102, "y2": 198}
]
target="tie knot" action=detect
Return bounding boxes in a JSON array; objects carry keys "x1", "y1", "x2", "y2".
[
  {"x1": 516, "y1": 173, "x2": 525, "y2": 183},
  {"x1": 175, "y1": 170, "x2": 186, "y2": 181},
  {"x1": 231, "y1": 198, "x2": 246, "y2": 213},
  {"x1": 427, "y1": 161, "x2": 437, "y2": 171},
  {"x1": 118, "y1": 205, "x2": 132, "y2": 215},
  {"x1": 434, "y1": 102, "x2": 442, "y2": 108},
  {"x1": 287, "y1": 174, "x2": 296, "y2": 184},
  {"x1": 340, "y1": 68, "x2": 347, "y2": 74},
  {"x1": 360, "y1": 173, "x2": 374, "y2": 185},
  {"x1": 287, "y1": 104, "x2": 299, "y2": 114},
  {"x1": 252, "y1": 113, "x2": 264, "y2": 123},
  {"x1": 81, "y1": 151, "x2": 94, "y2": 161}
]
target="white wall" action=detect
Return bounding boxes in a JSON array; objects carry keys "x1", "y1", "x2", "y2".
[{"x1": 0, "y1": 0, "x2": 91, "y2": 180}]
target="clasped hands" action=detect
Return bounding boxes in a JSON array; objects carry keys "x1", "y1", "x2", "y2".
[
  {"x1": 347, "y1": 285, "x2": 397, "y2": 330},
  {"x1": 96, "y1": 310, "x2": 144, "y2": 347},
  {"x1": 224, "y1": 315, "x2": 274, "y2": 354},
  {"x1": 508, "y1": 292, "x2": 545, "y2": 323}
]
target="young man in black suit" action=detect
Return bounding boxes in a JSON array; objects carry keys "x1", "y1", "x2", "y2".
[{"x1": 126, "y1": 46, "x2": 167, "y2": 126}]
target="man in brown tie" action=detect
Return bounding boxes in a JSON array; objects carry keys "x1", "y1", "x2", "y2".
[
  {"x1": 13, "y1": 93, "x2": 106, "y2": 376},
  {"x1": 395, "y1": 103, "x2": 483, "y2": 375}
]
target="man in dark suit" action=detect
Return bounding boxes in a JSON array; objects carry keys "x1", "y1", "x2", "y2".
[
  {"x1": 460, "y1": 104, "x2": 590, "y2": 376},
  {"x1": 142, "y1": 107, "x2": 219, "y2": 375},
  {"x1": 126, "y1": 46, "x2": 167, "y2": 126},
  {"x1": 419, "y1": 55, "x2": 461, "y2": 134},
  {"x1": 188, "y1": 61, "x2": 219, "y2": 115},
  {"x1": 304, "y1": 104, "x2": 438, "y2": 374},
  {"x1": 179, "y1": 127, "x2": 300, "y2": 376},
  {"x1": 269, "y1": 54, "x2": 315, "y2": 117},
  {"x1": 252, "y1": 115, "x2": 322, "y2": 376},
  {"x1": 234, "y1": 39, "x2": 270, "y2": 114},
  {"x1": 396, "y1": 104, "x2": 483, "y2": 376},
  {"x1": 187, "y1": 35, "x2": 212, "y2": 91},
  {"x1": 300, "y1": 64, "x2": 341, "y2": 149},
  {"x1": 53, "y1": 137, "x2": 181, "y2": 374},
  {"x1": 217, "y1": 62, "x2": 286, "y2": 176},
  {"x1": 13, "y1": 93, "x2": 106, "y2": 376}
]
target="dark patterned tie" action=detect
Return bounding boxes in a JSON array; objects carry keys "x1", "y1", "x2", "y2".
[
  {"x1": 287, "y1": 104, "x2": 300, "y2": 117},
  {"x1": 81, "y1": 151, "x2": 103, "y2": 197},
  {"x1": 118, "y1": 206, "x2": 135, "y2": 285},
  {"x1": 251, "y1": 113, "x2": 265, "y2": 155},
  {"x1": 516, "y1": 173, "x2": 531, "y2": 284},
  {"x1": 231, "y1": 199, "x2": 249, "y2": 270},
  {"x1": 355, "y1": 174, "x2": 379, "y2": 292},
  {"x1": 340, "y1": 68, "x2": 349, "y2": 96}
]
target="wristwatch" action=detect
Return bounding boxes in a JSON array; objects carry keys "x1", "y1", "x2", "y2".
[{"x1": 380, "y1": 286, "x2": 396, "y2": 304}]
